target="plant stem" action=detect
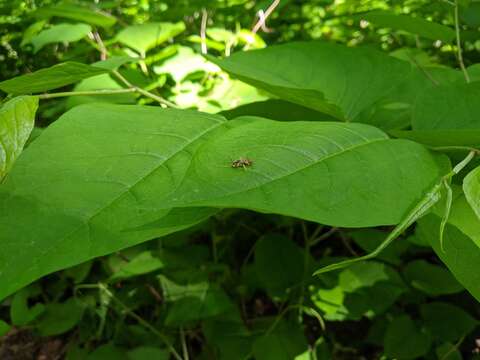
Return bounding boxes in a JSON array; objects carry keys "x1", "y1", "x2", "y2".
[
  {"x1": 38, "y1": 88, "x2": 137, "y2": 99},
  {"x1": 76, "y1": 283, "x2": 183, "y2": 360},
  {"x1": 454, "y1": 0, "x2": 471, "y2": 83},
  {"x1": 112, "y1": 70, "x2": 179, "y2": 108},
  {"x1": 180, "y1": 327, "x2": 189, "y2": 360}
]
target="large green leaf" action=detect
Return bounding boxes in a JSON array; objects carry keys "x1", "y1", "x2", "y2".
[
  {"x1": 0, "y1": 96, "x2": 38, "y2": 180},
  {"x1": 417, "y1": 192, "x2": 480, "y2": 301},
  {"x1": 34, "y1": 3, "x2": 116, "y2": 28},
  {"x1": 115, "y1": 22, "x2": 186, "y2": 54},
  {"x1": 28, "y1": 23, "x2": 92, "y2": 53},
  {"x1": 413, "y1": 82, "x2": 480, "y2": 130},
  {"x1": 463, "y1": 166, "x2": 480, "y2": 220},
  {"x1": 211, "y1": 41, "x2": 411, "y2": 120},
  {"x1": 360, "y1": 11, "x2": 455, "y2": 42},
  {"x1": 0, "y1": 104, "x2": 445, "y2": 301},
  {"x1": 390, "y1": 129, "x2": 480, "y2": 147},
  {"x1": 0, "y1": 62, "x2": 108, "y2": 95}
]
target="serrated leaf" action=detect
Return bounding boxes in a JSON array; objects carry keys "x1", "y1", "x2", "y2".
[
  {"x1": 115, "y1": 22, "x2": 186, "y2": 54},
  {"x1": 360, "y1": 11, "x2": 455, "y2": 41},
  {"x1": 29, "y1": 23, "x2": 92, "y2": 53},
  {"x1": 211, "y1": 41, "x2": 412, "y2": 120},
  {"x1": 0, "y1": 96, "x2": 38, "y2": 180},
  {"x1": 0, "y1": 62, "x2": 108, "y2": 95},
  {"x1": 34, "y1": 3, "x2": 116, "y2": 28},
  {"x1": 0, "y1": 104, "x2": 445, "y2": 301}
]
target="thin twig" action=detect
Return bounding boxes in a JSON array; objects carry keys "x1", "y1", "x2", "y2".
[
  {"x1": 92, "y1": 31, "x2": 108, "y2": 60},
  {"x1": 310, "y1": 227, "x2": 338, "y2": 247},
  {"x1": 454, "y1": 0, "x2": 471, "y2": 83},
  {"x1": 252, "y1": 0, "x2": 281, "y2": 34},
  {"x1": 38, "y1": 88, "x2": 136, "y2": 99},
  {"x1": 77, "y1": 284, "x2": 183, "y2": 360},
  {"x1": 180, "y1": 327, "x2": 189, "y2": 360},
  {"x1": 112, "y1": 70, "x2": 178, "y2": 108},
  {"x1": 200, "y1": 8, "x2": 208, "y2": 55}
]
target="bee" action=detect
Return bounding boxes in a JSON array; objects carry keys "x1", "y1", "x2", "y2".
[{"x1": 231, "y1": 157, "x2": 253, "y2": 169}]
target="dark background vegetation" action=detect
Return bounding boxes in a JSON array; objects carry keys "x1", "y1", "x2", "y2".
[{"x1": 1, "y1": 0, "x2": 480, "y2": 359}]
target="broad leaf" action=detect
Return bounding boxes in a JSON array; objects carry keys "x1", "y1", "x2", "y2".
[
  {"x1": 0, "y1": 96, "x2": 38, "y2": 180},
  {"x1": 413, "y1": 82, "x2": 480, "y2": 130},
  {"x1": 463, "y1": 166, "x2": 480, "y2": 220},
  {"x1": 115, "y1": 22, "x2": 186, "y2": 54},
  {"x1": 360, "y1": 11, "x2": 455, "y2": 42},
  {"x1": 36, "y1": 298, "x2": 85, "y2": 336},
  {"x1": 0, "y1": 104, "x2": 445, "y2": 300},
  {"x1": 28, "y1": 23, "x2": 92, "y2": 53},
  {"x1": 254, "y1": 234, "x2": 304, "y2": 297},
  {"x1": 384, "y1": 315, "x2": 432, "y2": 359},
  {"x1": 159, "y1": 276, "x2": 233, "y2": 325},
  {"x1": 34, "y1": 3, "x2": 116, "y2": 28},
  {"x1": 417, "y1": 193, "x2": 480, "y2": 301},
  {"x1": 390, "y1": 129, "x2": 480, "y2": 147},
  {"x1": 403, "y1": 260, "x2": 463, "y2": 296},
  {"x1": 211, "y1": 41, "x2": 412, "y2": 120},
  {"x1": 0, "y1": 62, "x2": 108, "y2": 95},
  {"x1": 420, "y1": 302, "x2": 477, "y2": 342}
]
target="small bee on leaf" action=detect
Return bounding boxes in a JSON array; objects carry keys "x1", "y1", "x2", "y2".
[{"x1": 231, "y1": 157, "x2": 253, "y2": 169}]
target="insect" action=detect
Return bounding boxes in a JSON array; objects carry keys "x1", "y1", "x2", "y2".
[{"x1": 231, "y1": 157, "x2": 253, "y2": 169}]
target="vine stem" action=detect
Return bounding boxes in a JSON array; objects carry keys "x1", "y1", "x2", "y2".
[
  {"x1": 38, "y1": 88, "x2": 137, "y2": 99},
  {"x1": 454, "y1": 0, "x2": 471, "y2": 83},
  {"x1": 314, "y1": 150, "x2": 477, "y2": 275}
]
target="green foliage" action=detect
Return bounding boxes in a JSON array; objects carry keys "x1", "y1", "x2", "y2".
[
  {"x1": 0, "y1": 62, "x2": 107, "y2": 94},
  {"x1": 29, "y1": 23, "x2": 92, "y2": 53},
  {"x1": 1, "y1": 0, "x2": 480, "y2": 358},
  {"x1": 0, "y1": 96, "x2": 37, "y2": 180}
]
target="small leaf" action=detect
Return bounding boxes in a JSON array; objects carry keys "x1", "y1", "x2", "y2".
[
  {"x1": 10, "y1": 285, "x2": 45, "y2": 326},
  {"x1": 36, "y1": 298, "x2": 85, "y2": 336},
  {"x1": 384, "y1": 315, "x2": 432, "y2": 359},
  {"x1": 159, "y1": 276, "x2": 233, "y2": 325},
  {"x1": 110, "y1": 251, "x2": 164, "y2": 281},
  {"x1": 116, "y1": 22, "x2": 186, "y2": 54},
  {"x1": 127, "y1": 347, "x2": 169, "y2": 360},
  {"x1": 34, "y1": 3, "x2": 116, "y2": 28},
  {"x1": 420, "y1": 302, "x2": 477, "y2": 342},
  {"x1": 252, "y1": 320, "x2": 308, "y2": 360},
  {"x1": 254, "y1": 234, "x2": 304, "y2": 297},
  {"x1": 403, "y1": 260, "x2": 463, "y2": 296},
  {"x1": 0, "y1": 320, "x2": 10, "y2": 337},
  {"x1": 29, "y1": 23, "x2": 92, "y2": 53},
  {"x1": 360, "y1": 11, "x2": 455, "y2": 41},
  {"x1": 0, "y1": 96, "x2": 38, "y2": 180},
  {"x1": 0, "y1": 62, "x2": 108, "y2": 95}
]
